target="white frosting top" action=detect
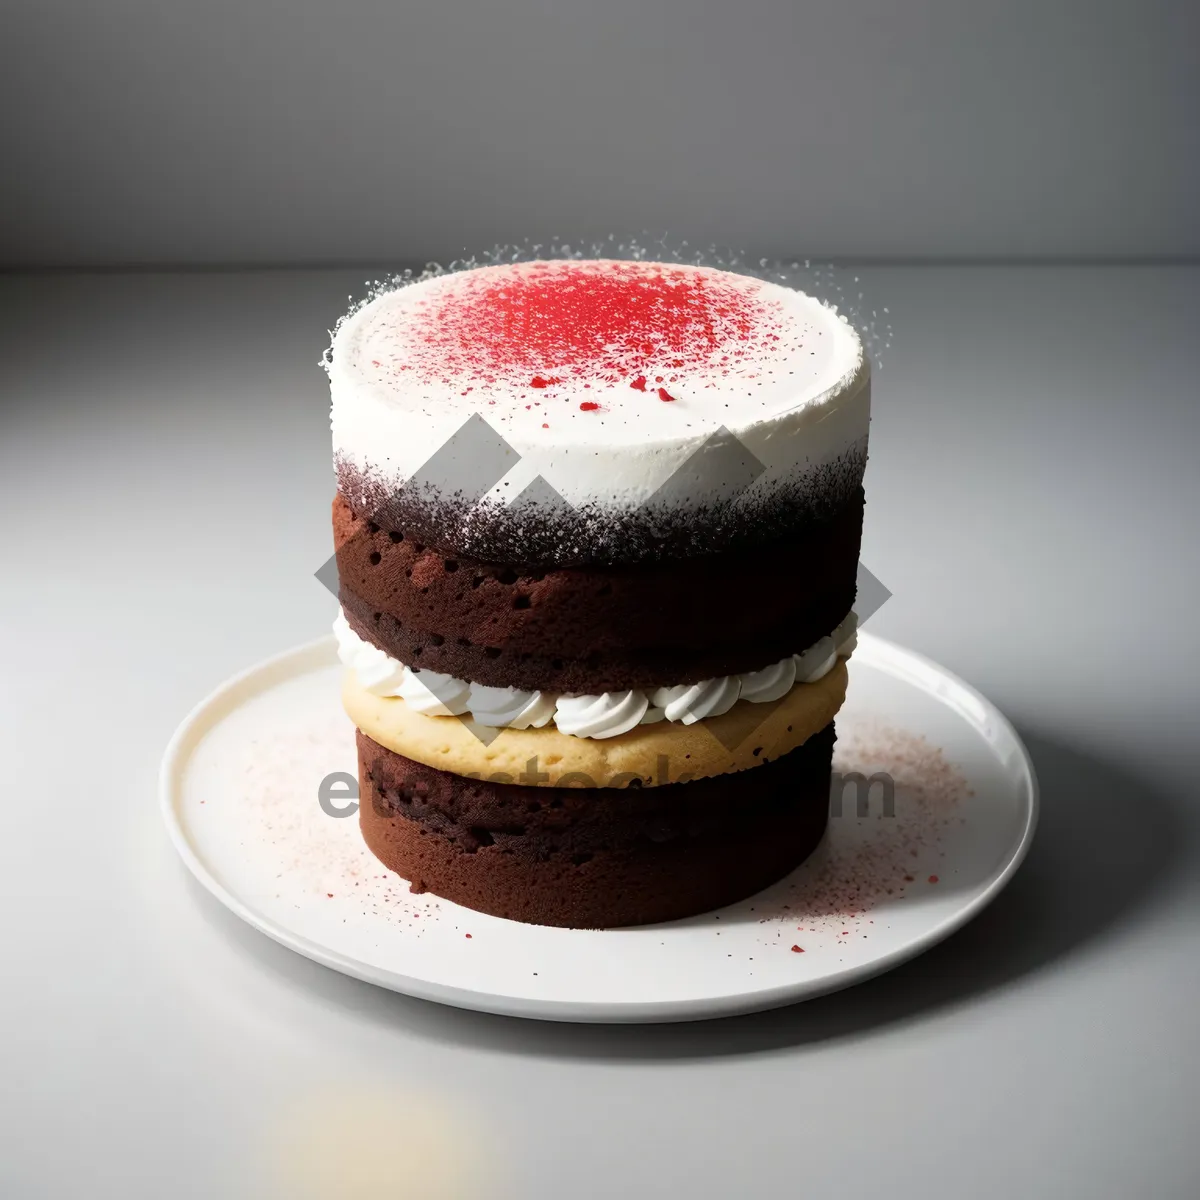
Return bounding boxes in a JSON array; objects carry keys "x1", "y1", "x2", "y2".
[
  {"x1": 328, "y1": 260, "x2": 869, "y2": 517},
  {"x1": 334, "y1": 611, "x2": 857, "y2": 740}
]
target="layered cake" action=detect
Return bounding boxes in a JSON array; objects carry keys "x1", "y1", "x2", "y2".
[{"x1": 325, "y1": 259, "x2": 869, "y2": 927}]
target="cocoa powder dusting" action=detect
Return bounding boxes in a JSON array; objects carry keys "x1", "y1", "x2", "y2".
[{"x1": 758, "y1": 721, "x2": 971, "y2": 949}]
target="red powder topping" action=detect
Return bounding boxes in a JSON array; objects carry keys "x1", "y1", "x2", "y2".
[
  {"x1": 403, "y1": 261, "x2": 770, "y2": 389},
  {"x1": 747, "y1": 725, "x2": 969, "y2": 945},
  {"x1": 657, "y1": 387, "x2": 676, "y2": 402},
  {"x1": 629, "y1": 374, "x2": 647, "y2": 391},
  {"x1": 579, "y1": 401, "x2": 600, "y2": 412}
]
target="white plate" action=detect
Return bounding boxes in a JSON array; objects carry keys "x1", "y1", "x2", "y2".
[{"x1": 160, "y1": 633, "x2": 1037, "y2": 1023}]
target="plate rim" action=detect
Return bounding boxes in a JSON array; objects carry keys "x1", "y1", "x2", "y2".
[{"x1": 159, "y1": 631, "x2": 1039, "y2": 1024}]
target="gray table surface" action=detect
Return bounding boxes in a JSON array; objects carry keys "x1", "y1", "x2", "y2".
[{"x1": 2, "y1": 265, "x2": 1197, "y2": 1199}]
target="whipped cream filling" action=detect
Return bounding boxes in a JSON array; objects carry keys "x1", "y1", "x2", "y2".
[{"x1": 334, "y1": 611, "x2": 857, "y2": 740}]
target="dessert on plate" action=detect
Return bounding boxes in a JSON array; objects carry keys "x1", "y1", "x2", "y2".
[{"x1": 325, "y1": 259, "x2": 869, "y2": 927}]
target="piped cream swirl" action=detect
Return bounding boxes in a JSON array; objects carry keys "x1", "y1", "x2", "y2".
[{"x1": 334, "y1": 610, "x2": 857, "y2": 740}]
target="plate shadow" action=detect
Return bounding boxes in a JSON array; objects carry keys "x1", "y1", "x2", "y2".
[{"x1": 186, "y1": 727, "x2": 1192, "y2": 1060}]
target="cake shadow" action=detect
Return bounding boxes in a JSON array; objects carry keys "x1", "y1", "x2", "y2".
[{"x1": 189, "y1": 728, "x2": 1190, "y2": 1060}]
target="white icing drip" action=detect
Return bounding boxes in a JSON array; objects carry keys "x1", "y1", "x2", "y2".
[
  {"x1": 554, "y1": 691, "x2": 649, "y2": 739},
  {"x1": 468, "y1": 685, "x2": 556, "y2": 730},
  {"x1": 650, "y1": 676, "x2": 742, "y2": 725},
  {"x1": 794, "y1": 637, "x2": 838, "y2": 684},
  {"x1": 832, "y1": 611, "x2": 858, "y2": 656},
  {"x1": 333, "y1": 612, "x2": 406, "y2": 694},
  {"x1": 737, "y1": 656, "x2": 798, "y2": 704},
  {"x1": 334, "y1": 611, "x2": 855, "y2": 737},
  {"x1": 397, "y1": 669, "x2": 472, "y2": 717}
]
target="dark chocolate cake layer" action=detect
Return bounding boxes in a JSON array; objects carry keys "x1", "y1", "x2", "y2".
[
  {"x1": 357, "y1": 723, "x2": 834, "y2": 928},
  {"x1": 334, "y1": 488, "x2": 862, "y2": 693},
  {"x1": 336, "y1": 441, "x2": 867, "y2": 569}
]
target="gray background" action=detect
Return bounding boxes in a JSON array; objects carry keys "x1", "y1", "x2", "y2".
[
  {"x1": 3, "y1": 2, "x2": 1199, "y2": 1198},
  {"x1": 2, "y1": 265, "x2": 1197, "y2": 1199},
  {"x1": 4, "y1": 0, "x2": 1198, "y2": 267}
]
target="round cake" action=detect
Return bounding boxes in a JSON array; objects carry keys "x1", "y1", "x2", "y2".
[{"x1": 325, "y1": 259, "x2": 870, "y2": 927}]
